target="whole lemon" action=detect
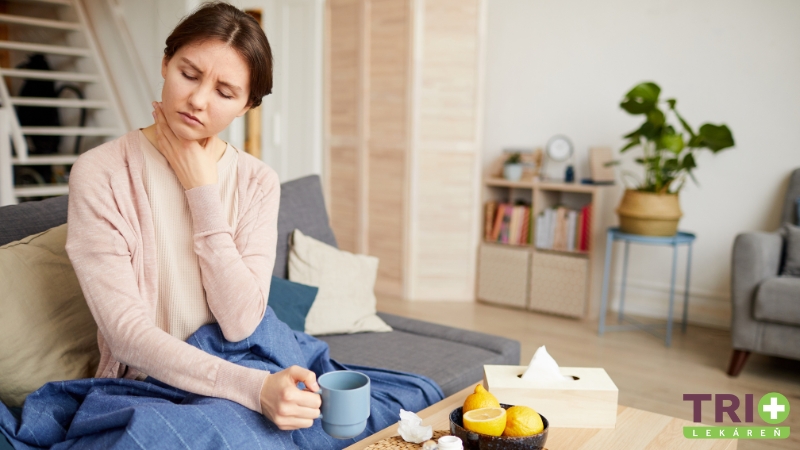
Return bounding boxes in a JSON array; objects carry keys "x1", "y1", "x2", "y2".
[
  {"x1": 463, "y1": 384, "x2": 500, "y2": 412},
  {"x1": 503, "y1": 405, "x2": 544, "y2": 437},
  {"x1": 462, "y1": 407, "x2": 507, "y2": 437}
]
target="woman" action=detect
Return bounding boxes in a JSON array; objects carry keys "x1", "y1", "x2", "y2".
[{"x1": 66, "y1": 2, "x2": 320, "y2": 431}]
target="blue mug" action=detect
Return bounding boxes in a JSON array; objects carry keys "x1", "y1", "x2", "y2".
[{"x1": 317, "y1": 370, "x2": 371, "y2": 439}]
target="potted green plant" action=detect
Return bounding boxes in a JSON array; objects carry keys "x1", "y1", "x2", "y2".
[
  {"x1": 503, "y1": 152, "x2": 524, "y2": 182},
  {"x1": 613, "y1": 82, "x2": 735, "y2": 236}
]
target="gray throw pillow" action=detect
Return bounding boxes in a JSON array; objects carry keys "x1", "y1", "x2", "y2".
[{"x1": 782, "y1": 223, "x2": 800, "y2": 277}]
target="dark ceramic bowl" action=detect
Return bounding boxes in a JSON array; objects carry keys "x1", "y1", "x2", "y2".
[{"x1": 449, "y1": 404, "x2": 548, "y2": 450}]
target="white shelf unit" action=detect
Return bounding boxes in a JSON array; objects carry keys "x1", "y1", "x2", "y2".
[{"x1": 0, "y1": 0, "x2": 125, "y2": 206}]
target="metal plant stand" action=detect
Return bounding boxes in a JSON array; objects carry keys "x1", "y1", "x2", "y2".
[{"x1": 598, "y1": 227, "x2": 696, "y2": 347}]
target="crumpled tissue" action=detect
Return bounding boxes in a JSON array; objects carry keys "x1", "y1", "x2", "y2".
[
  {"x1": 521, "y1": 345, "x2": 571, "y2": 382},
  {"x1": 398, "y1": 409, "x2": 433, "y2": 443}
]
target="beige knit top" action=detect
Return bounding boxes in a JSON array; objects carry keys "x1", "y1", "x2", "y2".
[
  {"x1": 139, "y1": 130, "x2": 239, "y2": 342},
  {"x1": 66, "y1": 130, "x2": 280, "y2": 414}
]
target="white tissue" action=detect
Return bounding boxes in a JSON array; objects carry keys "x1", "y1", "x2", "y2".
[
  {"x1": 521, "y1": 345, "x2": 571, "y2": 382},
  {"x1": 398, "y1": 409, "x2": 433, "y2": 443}
]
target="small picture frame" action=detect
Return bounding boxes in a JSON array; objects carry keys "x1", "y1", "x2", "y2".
[{"x1": 589, "y1": 147, "x2": 615, "y2": 183}]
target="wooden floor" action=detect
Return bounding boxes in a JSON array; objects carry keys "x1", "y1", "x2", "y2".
[{"x1": 377, "y1": 296, "x2": 800, "y2": 450}]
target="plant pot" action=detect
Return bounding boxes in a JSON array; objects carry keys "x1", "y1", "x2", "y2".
[
  {"x1": 616, "y1": 189, "x2": 682, "y2": 236},
  {"x1": 503, "y1": 163, "x2": 523, "y2": 181}
]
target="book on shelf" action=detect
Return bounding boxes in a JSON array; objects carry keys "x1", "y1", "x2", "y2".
[
  {"x1": 491, "y1": 203, "x2": 505, "y2": 241},
  {"x1": 500, "y1": 204, "x2": 512, "y2": 244},
  {"x1": 499, "y1": 204, "x2": 508, "y2": 244},
  {"x1": 581, "y1": 204, "x2": 591, "y2": 251},
  {"x1": 508, "y1": 206, "x2": 520, "y2": 244},
  {"x1": 567, "y1": 210, "x2": 577, "y2": 251},
  {"x1": 535, "y1": 204, "x2": 592, "y2": 253},
  {"x1": 484, "y1": 202, "x2": 532, "y2": 246},
  {"x1": 552, "y1": 207, "x2": 567, "y2": 251},
  {"x1": 514, "y1": 206, "x2": 528, "y2": 245},
  {"x1": 484, "y1": 201, "x2": 496, "y2": 241},
  {"x1": 538, "y1": 208, "x2": 555, "y2": 249},
  {"x1": 520, "y1": 207, "x2": 531, "y2": 247}
]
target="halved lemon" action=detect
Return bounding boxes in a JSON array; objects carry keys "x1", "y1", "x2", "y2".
[{"x1": 462, "y1": 407, "x2": 507, "y2": 437}]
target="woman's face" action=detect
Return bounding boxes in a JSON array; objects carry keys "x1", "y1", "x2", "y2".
[{"x1": 160, "y1": 39, "x2": 251, "y2": 141}]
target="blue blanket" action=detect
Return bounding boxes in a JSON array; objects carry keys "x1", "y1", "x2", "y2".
[{"x1": 0, "y1": 308, "x2": 443, "y2": 449}]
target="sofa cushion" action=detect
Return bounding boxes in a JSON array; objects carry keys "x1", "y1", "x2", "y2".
[
  {"x1": 0, "y1": 433, "x2": 12, "y2": 450},
  {"x1": 289, "y1": 229, "x2": 391, "y2": 335},
  {"x1": 0, "y1": 224, "x2": 99, "y2": 407},
  {"x1": 0, "y1": 195, "x2": 68, "y2": 247},
  {"x1": 267, "y1": 276, "x2": 318, "y2": 332},
  {"x1": 754, "y1": 277, "x2": 800, "y2": 326},
  {"x1": 781, "y1": 223, "x2": 800, "y2": 276},
  {"x1": 318, "y1": 313, "x2": 521, "y2": 397},
  {"x1": 274, "y1": 175, "x2": 338, "y2": 279}
]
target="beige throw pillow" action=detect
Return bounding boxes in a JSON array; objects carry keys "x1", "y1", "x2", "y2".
[
  {"x1": 0, "y1": 224, "x2": 99, "y2": 407},
  {"x1": 288, "y1": 229, "x2": 392, "y2": 335}
]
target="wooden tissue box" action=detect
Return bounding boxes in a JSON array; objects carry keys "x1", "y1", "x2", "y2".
[{"x1": 483, "y1": 365, "x2": 618, "y2": 429}]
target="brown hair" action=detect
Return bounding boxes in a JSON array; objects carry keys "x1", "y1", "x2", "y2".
[{"x1": 164, "y1": 1, "x2": 272, "y2": 108}]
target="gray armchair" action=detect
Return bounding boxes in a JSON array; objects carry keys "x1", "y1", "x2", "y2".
[{"x1": 728, "y1": 168, "x2": 800, "y2": 376}]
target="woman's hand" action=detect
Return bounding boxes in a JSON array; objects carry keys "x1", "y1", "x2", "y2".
[
  {"x1": 151, "y1": 101, "x2": 222, "y2": 190},
  {"x1": 260, "y1": 366, "x2": 322, "y2": 430}
]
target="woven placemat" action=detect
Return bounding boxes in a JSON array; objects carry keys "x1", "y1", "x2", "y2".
[{"x1": 363, "y1": 430, "x2": 450, "y2": 449}]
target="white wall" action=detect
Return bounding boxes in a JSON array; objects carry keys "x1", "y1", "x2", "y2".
[
  {"x1": 237, "y1": 0, "x2": 324, "y2": 182},
  {"x1": 483, "y1": 0, "x2": 800, "y2": 328},
  {"x1": 113, "y1": 0, "x2": 323, "y2": 183}
]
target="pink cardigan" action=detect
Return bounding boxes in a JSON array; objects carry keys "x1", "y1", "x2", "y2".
[{"x1": 65, "y1": 130, "x2": 279, "y2": 413}]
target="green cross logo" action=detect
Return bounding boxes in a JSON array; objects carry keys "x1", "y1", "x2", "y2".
[{"x1": 758, "y1": 392, "x2": 790, "y2": 424}]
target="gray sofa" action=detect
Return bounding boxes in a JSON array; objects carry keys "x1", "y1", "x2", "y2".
[
  {"x1": 0, "y1": 174, "x2": 519, "y2": 447},
  {"x1": 728, "y1": 168, "x2": 800, "y2": 376}
]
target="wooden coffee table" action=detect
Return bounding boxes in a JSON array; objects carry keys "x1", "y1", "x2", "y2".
[{"x1": 346, "y1": 385, "x2": 737, "y2": 449}]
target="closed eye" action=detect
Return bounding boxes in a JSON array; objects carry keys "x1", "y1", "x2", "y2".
[
  {"x1": 181, "y1": 72, "x2": 197, "y2": 81},
  {"x1": 218, "y1": 91, "x2": 233, "y2": 99}
]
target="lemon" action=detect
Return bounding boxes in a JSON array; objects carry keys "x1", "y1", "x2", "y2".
[
  {"x1": 503, "y1": 405, "x2": 544, "y2": 437},
  {"x1": 462, "y1": 384, "x2": 500, "y2": 412},
  {"x1": 462, "y1": 407, "x2": 507, "y2": 437}
]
